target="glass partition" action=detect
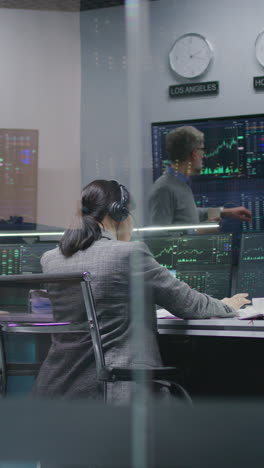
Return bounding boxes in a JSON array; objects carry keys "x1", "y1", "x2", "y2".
[{"x1": 0, "y1": 0, "x2": 264, "y2": 466}]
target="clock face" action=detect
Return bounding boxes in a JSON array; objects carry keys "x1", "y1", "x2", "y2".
[
  {"x1": 255, "y1": 30, "x2": 264, "y2": 67},
  {"x1": 169, "y1": 33, "x2": 213, "y2": 79}
]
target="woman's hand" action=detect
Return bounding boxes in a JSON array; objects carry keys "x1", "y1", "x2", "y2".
[{"x1": 221, "y1": 293, "x2": 251, "y2": 310}]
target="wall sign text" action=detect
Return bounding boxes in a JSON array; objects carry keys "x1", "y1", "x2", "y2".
[{"x1": 169, "y1": 81, "x2": 219, "y2": 98}]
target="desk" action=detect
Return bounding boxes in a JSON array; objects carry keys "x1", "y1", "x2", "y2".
[
  {"x1": 1, "y1": 314, "x2": 263, "y2": 339},
  {"x1": 0, "y1": 313, "x2": 88, "y2": 396},
  {"x1": 157, "y1": 318, "x2": 264, "y2": 338},
  {"x1": 1, "y1": 314, "x2": 263, "y2": 338},
  {"x1": 157, "y1": 318, "x2": 264, "y2": 397},
  {"x1": 1, "y1": 314, "x2": 264, "y2": 397},
  {"x1": 0, "y1": 313, "x2": 88, "y2": 333}
]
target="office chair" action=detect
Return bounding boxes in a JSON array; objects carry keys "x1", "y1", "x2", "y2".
[
  {"x1": 0, "y1": 272, "x2": 89, "y2": 396},
  {"x1": 0, "y1": 272, "x2": 192, "y2": 403},
  {"x1": 0, "y1": 330, "x2": 6, "y2": 396},
  {"x1": 81, "y1": 272, "x2": 192, "y2": 404}
]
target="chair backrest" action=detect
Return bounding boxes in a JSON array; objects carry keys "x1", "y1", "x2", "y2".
[
  {"x1": 0, "y1": 272, "x2": 85, "y2": 285},
  {"x1": 0, "y1": 272, "x2": 92, "y2": 397},
  {"x1": 81, "y1": 272, "x2": 106, "y2": 373},
  {"x1": 0, "y1": 271, "x2": 88, "y2": 318},
  {"x1": 0, "y1": 271, "x2": 106, "y2": 375}
]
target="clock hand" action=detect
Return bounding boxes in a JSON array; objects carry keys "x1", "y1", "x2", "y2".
[
  {"x1": 191, "y1": 47, "x2": 207, "y2": 57},
  {"x1": 193, "y1": 56, "x2": 208, "y2": 61},
  {"x1": 188, "y1": 36, "x2": 192, "y2": 55}
]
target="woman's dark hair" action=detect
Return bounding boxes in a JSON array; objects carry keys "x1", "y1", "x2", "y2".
[{"x1": 59, "y1": 179, "x2": 130, "y2": 257}]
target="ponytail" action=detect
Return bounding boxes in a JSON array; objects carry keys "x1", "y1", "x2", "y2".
[{"x1": 59, "y1": 214, "x2": 102, "y2": 257}]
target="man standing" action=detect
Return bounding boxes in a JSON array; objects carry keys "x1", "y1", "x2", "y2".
[{"x1": 148, "y1": 126, "x2": 252, "y2": 225}]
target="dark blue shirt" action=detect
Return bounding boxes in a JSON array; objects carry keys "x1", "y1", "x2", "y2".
[{"x1": 165, "y1": 166, "x2": 191, "y2": 186}]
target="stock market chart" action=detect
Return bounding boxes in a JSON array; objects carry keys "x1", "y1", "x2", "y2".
[
  {"x1": 192, "y1": 178, "x2": 264, "y2": 233},
  {"x1": 145, "y1": 234, "x2": 232, "y2": 269},
  {"x1": 0, "y1": 242, "x2": 57, "y2": 307},
  {"x1": 152, "y1": 114, "x2": 264, "y2": 180},
  {"x1": 0, "y1": 245, "x2": 21, "y2": 275},
  {"x1": 145, "y1": 234, "x2": 233, "y2": 298},
  {"x1": 0, "y1": 242, "x2": 57, "y2": 275},
  {"x1": 175, "y1": 266, "x2": 231, "y2": 299},
  {"x1": 151, "y1": 114, "x2": 264, "y2": 233},
  {"x1": 21, "y1": 242, "x2": 58, "y2": 273},
  {"x1": 236, "y1": 233, "x2": 264, "y2": 298}
]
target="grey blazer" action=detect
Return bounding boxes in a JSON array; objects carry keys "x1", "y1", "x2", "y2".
[{"x1": 33, "y1": 230, "x2": 235, "y2": 401}]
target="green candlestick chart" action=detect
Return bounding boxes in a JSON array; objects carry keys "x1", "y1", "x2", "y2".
[
  {"x1": 201, "y1": 137, "x2": 240, "y2": 176},
  {"x1": 153, "y1": 245, "x2": 175, "y2": 259}
]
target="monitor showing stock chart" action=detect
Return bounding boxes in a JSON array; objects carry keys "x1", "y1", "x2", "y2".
[
  {"x1": 151, "y1": 114, "x2": 264, "y2": 233},
  {"x1": 145, "y1": 233, "x2": 232, "y2": 299},
  {"x1": 236, "y1": 233, "x2": 264, "y2": 299},
  {"x1": 0, "y1": 242, "x2": 57, "y2": 307}
]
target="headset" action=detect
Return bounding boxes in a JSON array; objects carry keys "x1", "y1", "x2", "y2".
[{"x1": 108, "y1": 182, "x2": 130, "y2": 222}]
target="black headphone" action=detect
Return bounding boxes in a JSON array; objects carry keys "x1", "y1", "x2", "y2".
[{"x1": 109, "y1": 182, "x2": 129, "y2": 222}]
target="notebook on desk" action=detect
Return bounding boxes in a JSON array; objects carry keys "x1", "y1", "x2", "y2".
[{"x1": 237, "y1": 299, "x2": 264, "y2": 320}]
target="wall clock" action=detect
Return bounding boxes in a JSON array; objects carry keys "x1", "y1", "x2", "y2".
[
  {"x1": 169, "y1": 33, "x2": 213, "y2": 79},
  {"x1": 255, "y1": 30, "x2": 264, "y2": 67}
]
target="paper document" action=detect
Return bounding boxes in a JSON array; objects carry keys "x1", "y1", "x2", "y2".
[
  {"x1": 237, "y1": 306, "x2": 264, "y2": 320},
  {"x1": 156, "y1": 309, "x2": 180, "y2": 319},
  {"x1": 157, "y1": 298, "x2": 264, "y2": 321}
]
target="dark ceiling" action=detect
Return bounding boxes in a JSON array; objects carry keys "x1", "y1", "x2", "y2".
[{"x1": 0, "y1": 0, "x2": 158, "y2": 11}]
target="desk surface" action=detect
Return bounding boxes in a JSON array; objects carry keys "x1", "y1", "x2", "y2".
[
  {"x1": 0, "y1": 313, "x2": 89, "y2": 333},
  {"x1": 157, "y1": 318, "x2": 264, "y2": 338},
  {"x1": 0, "y1": 313, "x2": 54, "y2": 322},
  {"x1": 0, "y1": 314, "x2": 264, "y2": 338}
]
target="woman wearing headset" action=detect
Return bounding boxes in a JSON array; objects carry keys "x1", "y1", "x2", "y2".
[{"x1": 33, "y1": 179, "x2": 249, "y2": 401}]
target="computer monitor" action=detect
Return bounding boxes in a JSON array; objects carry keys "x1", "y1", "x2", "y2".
[
  {"x1": 173, "y1": 266, "x2": 232, "y2": 300},
  {"x1": 0, "y1": 241, "x2": 58, "y2": 308},
  {"x1": 0, "y1": 244, "x2": 21, "y2": 276},
  {"x1": 145, "y1": 233, "x2": 232, "y2": 299},
  {"x1": 0, "y1": 129, "x2": 38, "y2": 226},
  {"x1": 151, "y1": 114, "x2": 264, "y2": 233},
  {"x1": 236, "y1": 233, "x2": 264, "y2": 299},
  {"x1": 21, "y1": 242, "x2": 58, "y2": 274}
]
